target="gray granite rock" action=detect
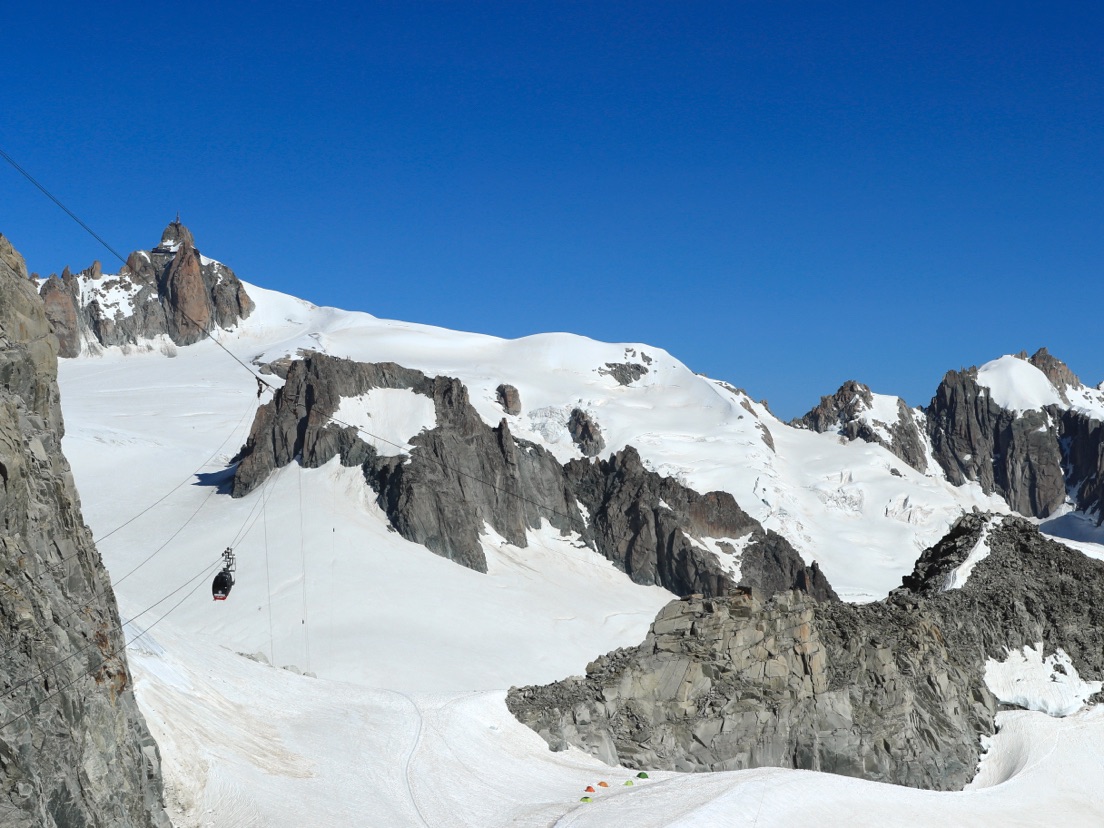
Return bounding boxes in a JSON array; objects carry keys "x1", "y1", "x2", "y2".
[
  {"x1": 508, "y1": 513, "x2": 1104, "y2": 791},
  {"x1": 0, "y1": 233, "x2": 169, "y2": 827},
  {"x1": 926, "y1": 367, "x2": 1065, "y2": 517},
  {"x1": 565, "y1": 447, "x2": 836, "y2": 601}
]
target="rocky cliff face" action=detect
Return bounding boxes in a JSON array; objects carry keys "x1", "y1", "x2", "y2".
[
  {"x1": 0, "y1": 235, "x2": 169, "y2": 827},
  {"x1": 507, "y1": 513, "x2": 1104, "y2": 791},
  {"x1": 565, "y1": 447, "x2": 836, "y2": 601},
  {"x1": 231, "y1": 353, "x2": 836, "y2": 600},
  {"x1": 925, "y1": 364, "x2": 1066, "y2": 517},
  {"x1": 37, "y1": 219, "x2": 254, "y2": 354}
]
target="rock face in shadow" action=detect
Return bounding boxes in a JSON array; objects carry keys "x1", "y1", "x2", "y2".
[
  {"x1": 926, "y1": 365, "x2": 1065, "y2": 517},
  {"x1": 0, "y1": 234, "x2": 169, "y2": 827},
  {"x1": 507, "y1": 514, "x2": 1104, "y2": 791},
  {"x1": 1059, "y1": 409, "x2": 1104, "y2": 517},
  {"x1": 567, "y1": 408, "x2": 605, "y2": 457},
  {"x1": 565, "y1": 447, "x2": 837, "y2": 601},
  {"x1": 231, "y1": 354, "x2": 836, "y2": 600},
  {"x1": 36, "y1": 219, "x2": 253, "y2": 354}
]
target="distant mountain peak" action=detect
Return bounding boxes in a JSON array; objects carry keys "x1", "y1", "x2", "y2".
[{"x1": 38, "y1": 222, "x2": 253, "y2": 356}]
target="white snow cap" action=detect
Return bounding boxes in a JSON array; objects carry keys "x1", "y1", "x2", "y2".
[{"x1": 975, "y1": 355, "x2": 1062, "y2": 414}]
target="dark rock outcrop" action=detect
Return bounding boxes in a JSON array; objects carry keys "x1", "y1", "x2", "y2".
[
  {"x1": 0, "y1": 234, "x2": 169, "y2": 827},
  {"x1": 507, "y1": 513, "x2": 1104, "y2": 791},
  {"x1": 495, "y1": 383, "x2": 522, "y2": 415},
  {"x1": 567, "y1": 408, "x2": 605, "y2": 457},
  {"x1": 233, "y1": 354, "x2": 582, "y2": 574},
  {"x1": 565, "y1": 447, "x2": 836, "y2": 601},
  {"x1": 926, "y1": 366, "x2": 1065, "y2": 517},
  {"x1": 232, "y1": 355, "x2": 836, "y2": 600},
  {"x1": 796, "y1": 380, "x2": 928, "y2": 472},
  {"x1": 38, "y1": 219, "x2": 254, "y2": 354},
  {"x1": 599, "y1": 362, "x2": 648, "y2": 386},
  {"x1": 738, "y1": 530, "x2": 836, "y2": 602}
]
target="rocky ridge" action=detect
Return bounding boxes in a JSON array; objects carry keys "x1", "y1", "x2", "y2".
[
  {"x1": 507, "y1": 512, "x2": 1104, "y2": 791},
  {"x1": 798, "y1": 349, "x2": 1104, "y2": 520},
  {"x1": 231, "y1": 352, "x2": 834, "y2": 600},
  {"x1": 0, "y1": 234, "x2": 169, "y2": 827},
  {"x1": 37, "y1": 219, "x2": 254, "y2": 356},
  {"x1": 795, "y1": 379, "x2": 929, "y2": 472}
]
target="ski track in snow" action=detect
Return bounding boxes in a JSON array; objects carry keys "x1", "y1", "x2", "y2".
[
  {"x1": 391, "y1": 689, "x2": 432, "y2": 828},
  {"x1": 52, "y1": 282, "x2": 1104, "y2": 826}
]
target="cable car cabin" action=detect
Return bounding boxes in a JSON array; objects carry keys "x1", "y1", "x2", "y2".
[
  {"x1": 212, "y1": 569, "x2": 234, "y2": 600},
  {"x1": 212, "y1": 547, "x2": 237, "y2": 601}
]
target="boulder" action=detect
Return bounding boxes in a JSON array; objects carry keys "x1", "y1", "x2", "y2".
[
  {"x1": 496, "y1": 383, "x2": 522, "y2": 415},
  {"x1": 568, "y1": 408, "x2": 605, "y2": 456}
]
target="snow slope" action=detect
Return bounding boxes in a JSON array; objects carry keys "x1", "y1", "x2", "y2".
[
  {"x1": 128, "y1": 619, "x2": 1104, "y2": 828},
  {"x1": 54, "y1": 282, "x2": 1104, "y2": 826}
]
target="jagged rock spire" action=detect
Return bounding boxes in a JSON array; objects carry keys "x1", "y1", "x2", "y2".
[
  {"x1": 159, "y1": 216, "x2": 195, "y2": 250},
  {"x1": 34, "y1": 220, "x2": 253, "y2": 356}
]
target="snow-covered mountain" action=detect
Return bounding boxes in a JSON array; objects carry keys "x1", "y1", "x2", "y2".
[
  {"x1": 798, "y1": 348, "x2": 1104, "y2": 522},
  {"x1": 12, "y1": 222, "x2": 1104, "y2": 825}
]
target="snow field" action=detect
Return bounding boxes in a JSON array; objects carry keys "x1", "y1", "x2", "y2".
[
  {"x1": 333, "y1": 388, "x2": 437, "y2": 457},
  {"x1": 984, "y1": 645, "x2": 1103, "y2": 717},
  {"x1": 53, "y1": 282, "x2": 1104, "y2": 826}
]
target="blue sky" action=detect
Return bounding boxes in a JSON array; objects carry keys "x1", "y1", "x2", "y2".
[{"x1": 3, "y1": 2, "x2": 1102, "y2": 419}]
